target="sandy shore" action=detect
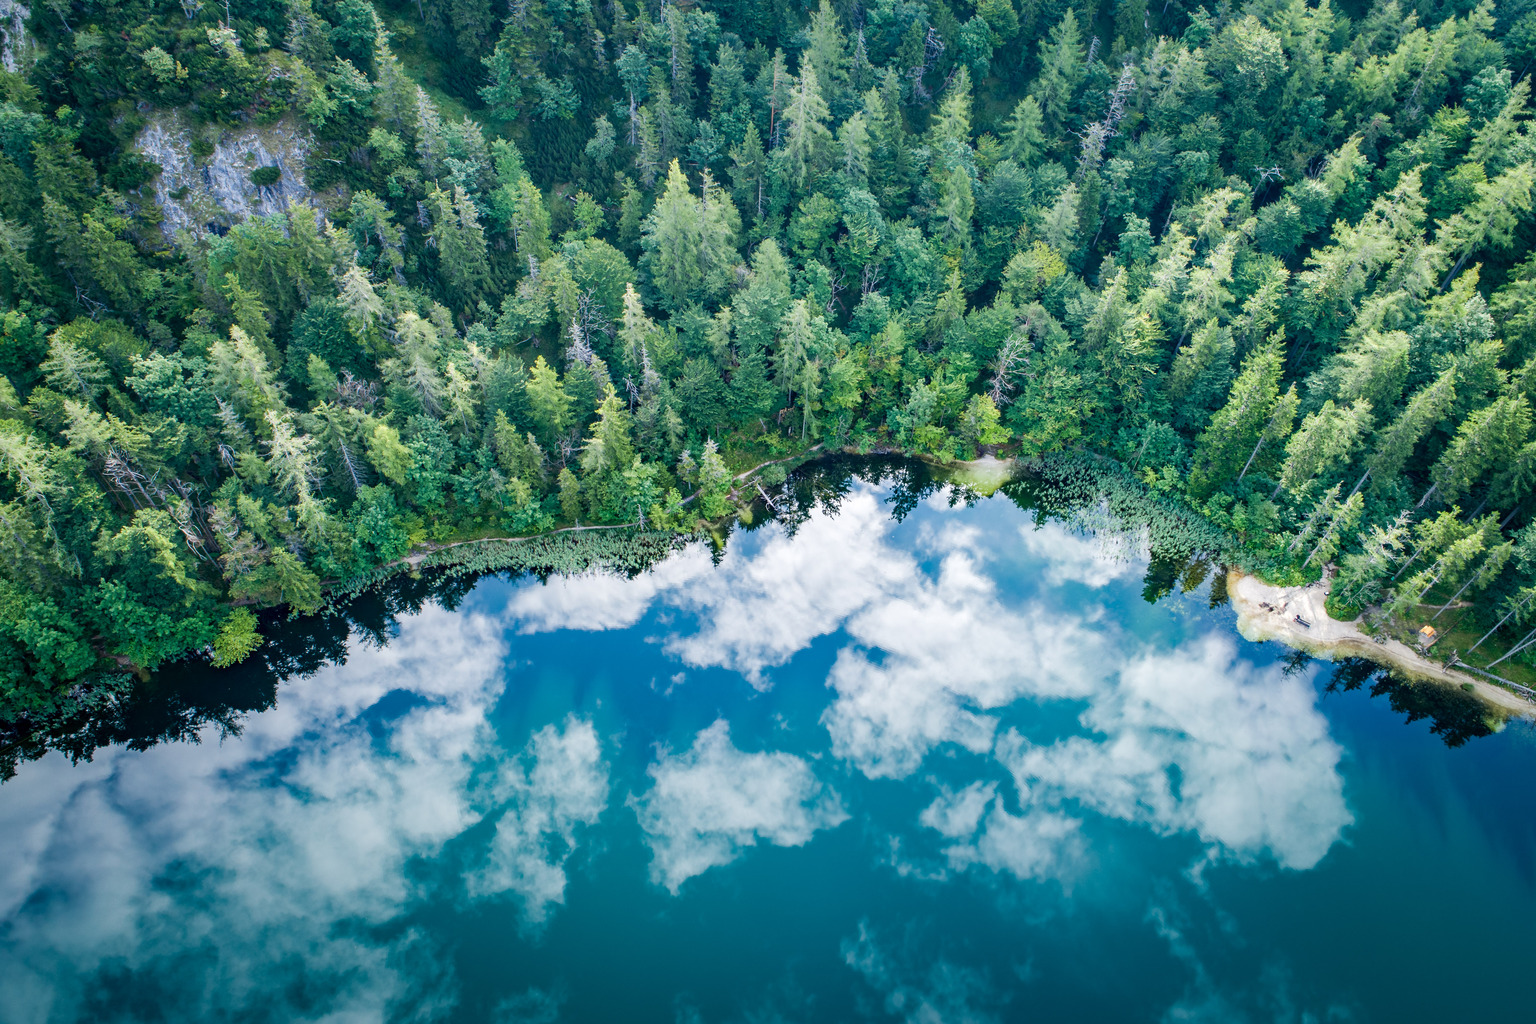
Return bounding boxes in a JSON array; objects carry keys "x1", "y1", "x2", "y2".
[{"x1": 1227, "y1": 570, "x2": 1535, "y2": 717}]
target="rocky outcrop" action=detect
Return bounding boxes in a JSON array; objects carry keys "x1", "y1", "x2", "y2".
[
  {"x1": 0, "y1": 0, "x2": 32, "y2": 73},
  {"x1": 133, "y1": 111, "x2": 324, "y2": 240}
]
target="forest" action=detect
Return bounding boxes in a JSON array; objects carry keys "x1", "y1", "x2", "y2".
[{"x1": 6, "y1": 0, "x2": 1536, "y2": 732}]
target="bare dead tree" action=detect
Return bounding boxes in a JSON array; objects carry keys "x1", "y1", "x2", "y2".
[
  {"x1": 861, "y1": 263, "x2": 884, "y2": 297},
  {"x1": 825, "y1": 272, "x2": 846, "y2": 319},
  {"x1": 566, "y1": 319, "x2": 594, "y2": 366},
  {"x1": 101, "y1": 452, "x2": 145, "y2": 510},
  {"x1": 910, "y1": 28, "x2": 946, "y2": 104},
  {"x1": 336, "y1": 437, "x2": 368, "y2": 491},
  {"x1": 335, "y1": 369, "x2": 379, "y2": 409},
  {"x1": 1075, "y1": 64, "x2": 1136, "y2": 179},
  {"x1": 988, "y1": 332, "x2": 1032, "y2": 407},
  {"x1": 577, "y1": 290, "x2": 613, "y2": 340}
]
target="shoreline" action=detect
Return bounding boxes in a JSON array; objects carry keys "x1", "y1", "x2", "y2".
[
  {"x1": 1226, "y1": 570, "x2": 1536, "y2": 718},
  {"x1": 252, "y1": 446, "x2": 1534, "y2": 724},
  {"x1": 345, "y1": 446, "x2": 834, "y2": 579}
]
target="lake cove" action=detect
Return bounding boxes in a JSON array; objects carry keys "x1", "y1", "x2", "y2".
[{"x1": 2, "y1": 462, "x2": 1533, "y2": 1023}]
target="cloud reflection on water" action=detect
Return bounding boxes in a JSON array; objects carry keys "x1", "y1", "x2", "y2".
[
  {"x1": 466, "y1": 715, "x2": 609, "y2": 923},
  {"x1": 515, "y1": 483, "x2": 1350, "y2": 878},
  {"x1": 0, "y1": 605, "x2": 600, "y2": 1020},
  {"x1": 633, "y1": 719, "x2": 847, "y2": 893},
  {"x1": 0, "y1": 478, "x2": 1354, "y2": 1021},
  {"x1": 1002, "y1": 634, "x2": 1350, "y2": 872}
]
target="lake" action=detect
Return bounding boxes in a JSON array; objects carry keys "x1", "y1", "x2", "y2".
[{"x1": 2, "y1": 460, "x2": 1533, "y2": 1023}]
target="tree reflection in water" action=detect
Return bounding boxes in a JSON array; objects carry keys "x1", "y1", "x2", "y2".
[{"x1": 1, "y1": 457, "x2": 1502, "y2": 780}]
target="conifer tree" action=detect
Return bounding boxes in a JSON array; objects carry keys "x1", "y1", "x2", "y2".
[
  {"x1": 640, "y1": 162, "x2": 740, "y2": 311},
  {"x1": 999, "y1": 97, "x2": 1046, "y2": 165},
  {"x1": 1190, "y1": 339, "x2": 1287, "y2": 497},
  {"x1": 804, "y1": 1, "x2": 850, "y2": 113},
  {"x1": 1437, "y1": 162, "x2": 1536, "y2": 287},
  {"x1": 781, "y1": 66, "x2": 834, "y2": 187},
  {"x1": 1429, "y1": 396, "x2": 1533, "y2": 507},
  {"x1": 1363, "y1": 366, "x2": 1458, "y2": 492},
  {"x1": 427, "y1": 185, "x2": 492, "y2": 312},
  {"x1": 526, "y1": 355, "x2": 574, "y2": 446},
  {"x1": 1275, "y1": 399, "x2": 1372, "y2": 499},
  {"x1": 580, "y1": 388, "x2": 637, "y2": 480},
  {"x1": 1031, "y1": 11, "x2": 1086, "y2": 134}
]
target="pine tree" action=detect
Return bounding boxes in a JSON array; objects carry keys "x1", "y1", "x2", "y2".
[
  {"x1": 1304, "y1": 490, "x2": 1365, "y2": 568},
  {"x1": 697, "y1": 439, "x2": 732, "y2": 518},
  {"x1": 1332, "y1": 512, "x2": 1412, "y2": 610},
  {"x1": 803, "y1": 1, "x2": 850, "y2": 113},
  {"x1": 775, "y1": 299, "x2": 820, "y2": 400},
  {"x1": 492, "y1": 410, "x2": 544, "y2": 484},
  {"x1": 930, "y1": 67, "x2": 972, "y2": 149},
  {"x1": 428, "y1": 185, "x2": 492, "y2": 312},
  {"x1": 781, "y1": 65, "x2": 833, "y2": 187},
  {"x1": 709, "y1": 43, "x2": 749, "y2": 139},
  {"x1": 39, "y1": 337, "x2": 109, "y2": 404},
  {"x1": 762, "y1": 49, "x2": 793, "y2": 149},
  {"x1": 585, "y1": 116, "x2": 617, "y2": 165},
  {"x1": 641, "y1": 161, "x2": 706, "y2": 311},
  {"x1": 1326, "y1": 329, "x2": 1411, "y2": 413},
  {"x1": 1436, "y1": 162, "x2": 1536, "y2": 287},
  {"x1": 1468, "y1": 79, "x2": 1531, "y2": 172},
  {"x1": 1189, "y1": 338, "x2": 1287, "y2": 497},
  {"x1": 414, "y1": 87, "x2": 449, "y2": 179},
  {"x1": 1167, "y1": 320, "x2": 1236, "y2": 431},
  {"x1": 338, "y1": 263, "x2": 386, "y2": 329},
  {"x1": 1115, "y1": 0, "x2": 1148, "y2": 51},
  {"x1": 580, "y1": 388, "x2": 636, "y2": 479},
  {"x1": 209, "y1": 327, "x2": 286, "y2": 430},
  {"x1": 506, "y1": 177, "x2": 553, "y2": 261},
  {"x1": 558, "y1": 466, "x2": 582, "y2": 521},
  {"x1": 1000, "y1": 97, "x2": 1046, "y2": 165},
  {"x1": 1429, "y1": 396, "x2": 1533, "y2": 506},
  {"x1": 1031, "y1": 11, "x2": 1085, "y2": 134},
  {"x1": 934, "y1": 164, "x2": 974, "y2": 256},
  {"x1": 727, "y1": 344, "x2": 777, "y2": 426},
  {"x1": 262, "y1": 411, "x2": 324, "y2": 503},
  {"x1": 729, "y1": 122, "x2": 769, "y2": 220},
  {"x1": 733, "y1": 239, "x2": 793, "y2": 355},
  {"x1": 1275, "y1": 399, "x2": 1372, "y2": 498},
  {"x1": 1363, "y1": 366, "x2": 1458, "y2": 492},
  {"x1": 640, "y1": 161, "x2": 741, "y2": 311},
  {"x1": 526, "y1": 355, "x2": 574, "y2": 446},
  {"x1": 837, "y1": 113, "x2": 871, "y2": 186},
  {"x1": 1042, "y1": 183, "x2": 1080, "y2": 255}
]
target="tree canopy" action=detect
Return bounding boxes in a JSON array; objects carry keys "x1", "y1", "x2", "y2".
[{"x1": 9, "y1": 0, "x2": 1536, "y2": 734}]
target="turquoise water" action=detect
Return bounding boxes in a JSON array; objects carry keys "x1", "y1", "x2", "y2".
[{"x1": 3, "y1": 467, "x2": 1534, "y2": 1023}]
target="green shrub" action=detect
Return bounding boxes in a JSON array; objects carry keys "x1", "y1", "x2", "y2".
[
  {"x1": 210, "y1": 608, "x2": 263, "y2": 668},
  {"x1": 251, "y1": 165, "x2": 281, "y2": 187}
]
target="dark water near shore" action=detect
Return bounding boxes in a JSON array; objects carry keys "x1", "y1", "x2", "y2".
[{"x1": 2, "y1": 462, "x2": 1533, "y2": 1023}]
